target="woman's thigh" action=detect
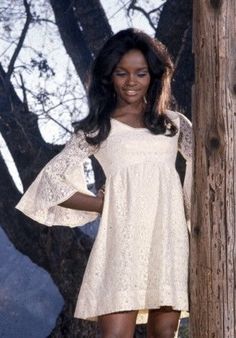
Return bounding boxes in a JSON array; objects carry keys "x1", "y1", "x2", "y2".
[
  {"x1": 147, "y1": 306, "x2": 181, "y2": 338},
  {"x1": 97, "y1": 310, "x2": 138, "y2": 338}
]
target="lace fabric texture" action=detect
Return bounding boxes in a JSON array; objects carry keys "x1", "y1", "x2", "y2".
[
  {"x1": 15, "y1": 131, "x2": 99, "y2": 226},
  {"x1": 15, "y1": 110, "x2": 193, "y2": 324},
  {"x1": 178, "y1": 113, "x2": 193, "y2": 231}
]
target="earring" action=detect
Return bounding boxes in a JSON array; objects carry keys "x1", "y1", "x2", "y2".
[{"x1": 143, "y1": 96, "x2": 147, "y2": 104}]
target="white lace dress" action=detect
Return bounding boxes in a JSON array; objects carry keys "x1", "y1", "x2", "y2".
[{"x1": 15, "y1": 110, "x2": 192, "y2": 324}]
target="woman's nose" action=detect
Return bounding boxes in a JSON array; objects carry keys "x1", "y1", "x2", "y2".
[{"x1": 126, "y1": 74, "x2": 136, "y2": 86}]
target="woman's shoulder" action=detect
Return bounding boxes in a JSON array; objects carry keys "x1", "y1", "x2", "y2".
[
  {"x1": 68, "y1": 130, "x2": 98, "y2": 156},
  {"x1": 165, "y1": 109, "x2": 180, "y2": 121},
  {"x1": 165, "y1": 110, "x2": 192, "y2": 125}
]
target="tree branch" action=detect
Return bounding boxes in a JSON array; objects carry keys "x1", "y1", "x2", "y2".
[
  {"x1": 128, "y1": 4, "x2": 156, "y2": 30},
  {"x1": 127, "y1": 1, "x2": 164, "y2": 31},
  {"x1": 49, "y1": 0, "x2": 113, "y2": 87},
  {"x1": 73, "y1": 0, "x2": 113, "y2": 56},
  {"x1": 174, "y1": 23, "x2": 191, "y2": 70},
  {"x1": 156, "y1": 0, "x2": 194, "y2": 117},
  {"x1": 6, "y1": 0, "x2": 32, "y2": 80},
  {"x1": 0, "y1": 152, "x2": 20, "y2": 208},
  {"x1": 0, "y1": 63, "x2": 60, "y2": 189},
  {"x1": 41, "y1": 111, "x2": 72, "y2": 134},
  {"x1": 49, "y1": 0, "x2": 93, "y2": 87},
  {"x1": 19, "y1": 73, "x2": 29, "y2": 110}
]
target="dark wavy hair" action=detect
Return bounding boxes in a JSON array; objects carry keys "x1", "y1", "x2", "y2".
[{"x1": 73, "y1": 28, "x2": 178, "y2": 145}]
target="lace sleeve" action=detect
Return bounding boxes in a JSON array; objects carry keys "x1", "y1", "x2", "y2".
[
  {"x1": 178, "y1": 113, "x2": 193, "y2": 231},
  {"x1": 15, "y1": 131, "x2": 99, "y2": 227}
]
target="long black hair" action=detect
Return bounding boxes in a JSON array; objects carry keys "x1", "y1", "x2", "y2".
[{"x1": 73, "y1": 28, "x2": 178, "y2": 145}]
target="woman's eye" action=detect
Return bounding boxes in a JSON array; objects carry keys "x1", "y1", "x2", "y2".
[
  {"x1": 113, "y1": 71, "x2": 149, "y2": 77},
  {"x1": 114, "y1": 72, "x2": 126, "y2": 77},
  {"x1": 137, "y1": 73, "x2": 148, "y2": 77}
]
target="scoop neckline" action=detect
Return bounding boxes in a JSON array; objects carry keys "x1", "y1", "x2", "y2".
[
  {"x1": 110, "y1": 117, "x2": 147, "y2": 130},
  {"x1": 111, "y1": 111, "x2": 179, "y2": 130}
]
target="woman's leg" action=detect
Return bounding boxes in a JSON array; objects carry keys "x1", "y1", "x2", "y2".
[
  {"x1": 98, "y1": 310, "x2": 138, "y2": 338},
  {"x1": 147, "y1": 306, "x2": 181, "y2": 338}
]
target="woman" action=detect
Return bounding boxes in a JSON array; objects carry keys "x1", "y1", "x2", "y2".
[{"x1": 16, "y1": 28, "x2": 192, "y2": 338}]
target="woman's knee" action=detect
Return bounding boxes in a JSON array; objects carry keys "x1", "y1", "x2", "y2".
[
  {"x1": 147, "y1": 307, "x2": 180, "y2": 338},
  {"x1": 149, "y1": 326, "x2": 177, "y2": 338},
  {"x1": 98, "y1": 310, "x2": 137, "y2": 338},
  {"x1": 100, "y1": 332, "x2": 131, "y2": 338}
]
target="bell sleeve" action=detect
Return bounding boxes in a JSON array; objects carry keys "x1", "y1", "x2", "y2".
[
  {"x1": 15, "y1": 131, "x2": 99, "y2": 227},
  {"x1": 178, "y1": 112, "x2": 193, "y2": 232}
]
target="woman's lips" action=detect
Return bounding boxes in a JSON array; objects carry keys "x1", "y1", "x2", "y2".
[{"x1": 123, "y1": 90, "x2": 139, "y2": 96}]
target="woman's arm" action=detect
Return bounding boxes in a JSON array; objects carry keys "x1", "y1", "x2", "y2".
[
  {"x1": 15, "y1": 131, "x2": 101, "y2": 226},
  {"x1": 59, "y1": 191, "x2": 104, "y2": 214}
]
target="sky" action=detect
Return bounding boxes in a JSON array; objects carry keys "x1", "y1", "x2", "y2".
[{"x1": 0, "y1": 0, "x2": 165, "y2": 191}]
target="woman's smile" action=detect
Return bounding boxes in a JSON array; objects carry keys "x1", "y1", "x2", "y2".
[{"x1": 123, "y1": 89, "x2": 139, "y2": 96}]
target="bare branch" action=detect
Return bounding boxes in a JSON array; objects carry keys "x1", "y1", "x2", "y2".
[
  {"x1": 149, "y1": 6, "x2": 164, "y2": 15},
  {"x1": 108, "y1": 0, "x2": 132, "y2": 20},
  {"x1": 43, "y1": 97, "x2": 84, "y2": 115},
  {"x1": 19, "y1": 73, "x2": 29, "y2": 110},
  {"x1": 127, "y1": 1, "x2": 164, "y2": 31},
  {"x1": 6, "y1": 0, "x2": 32, "y2": 80},
  {"x1": 0, "y1": 40, "x2": 16, "y2": 59},
  {"x1": 129, "y1": 4, "x2": 156, "y2": 30},
  {"x1": 0, "y1": 62, "x2": 55, "y2": 188},
  {"x1": 40, "y1": 108, "x2": 73, "y2": 134},
  {"x1": 32, "y1": 17, "x2": 56, "y2": 26}
]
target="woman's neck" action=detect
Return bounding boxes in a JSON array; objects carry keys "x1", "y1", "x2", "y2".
[
  {"x1": 111, "y1": 104, "x2": 146, "y2": 128},
  {"x1": 112, "y1": 102, "x2": 145, "y2": 118}
]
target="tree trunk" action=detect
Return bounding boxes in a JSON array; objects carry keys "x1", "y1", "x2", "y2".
[
  {"x1": 156, "y1": 0, "x2": 193, "y2": 118},
  {"x1": 49, "y1": 0, "x2": 112, "y2": 87},
  {"x1": 49, "y1": 0, "x2": 93, "y2": 86},
  {"x1": 190, "y1": 0, "x2": 236, "y2": 337},
  {"x1": 73, "y1": 0, "x2": 113, "y2": 56}
]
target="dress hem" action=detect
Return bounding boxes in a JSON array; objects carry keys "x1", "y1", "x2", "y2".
[
  {"x1": 74, "y1": 304, "x2": 189, "y2": 324},
  {"x1": 74, "y1": 288, "x2": 189, "y2": 324}
]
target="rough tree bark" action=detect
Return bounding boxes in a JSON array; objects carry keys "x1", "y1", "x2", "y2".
[{"x1": 190, "y1": 0, "x2": 236, "y2": 337}]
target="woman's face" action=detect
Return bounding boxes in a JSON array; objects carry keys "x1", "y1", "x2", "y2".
[{"x1": 112, "y1": 49, "x2": 151, "y2": 106}]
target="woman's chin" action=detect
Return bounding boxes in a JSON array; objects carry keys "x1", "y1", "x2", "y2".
[{"x1": 120, "y1": 95, "x2": 144, "y2": 106}]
